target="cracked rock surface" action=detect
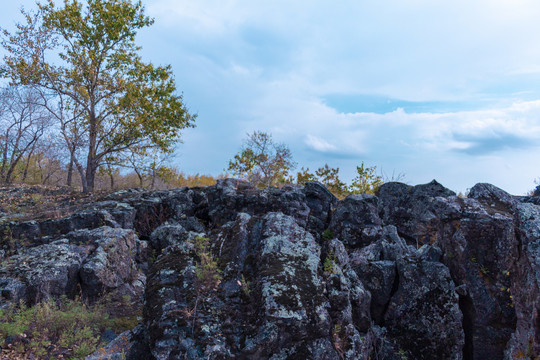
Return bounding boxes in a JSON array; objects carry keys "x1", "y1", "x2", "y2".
[{"x1": 0, "y1": 179, "x2": 539, "y2": 359}]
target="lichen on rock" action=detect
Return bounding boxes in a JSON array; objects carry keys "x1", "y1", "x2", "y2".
[{"x1": 0, "y1": 179, "x2": 538, "y2": 359}]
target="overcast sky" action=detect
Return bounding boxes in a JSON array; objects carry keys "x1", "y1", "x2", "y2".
[{"x1": 3, "y1": 0, "x2": 540, "y2": 194}]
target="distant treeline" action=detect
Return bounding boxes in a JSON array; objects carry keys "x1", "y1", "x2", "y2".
[{"x1": 0, "y1": 121, "x2": 403, "y2": 197}]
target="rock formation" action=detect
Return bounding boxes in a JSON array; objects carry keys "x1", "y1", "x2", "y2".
[{"x1": 0, "y1": 179, "x2": 539, "y2": 359}]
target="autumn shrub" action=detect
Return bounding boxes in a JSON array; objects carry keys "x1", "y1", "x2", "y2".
[
  {"x1": 227, "y1": 131, "x2": 296, "y2": 188},
  {"x1": 189, "y1": 236, "x2": 223, "y2": 332},
  {"x1": 0, "y1": 296, "x2": 134, "y2": 359},
  {"x1": 194, "y1": 236, "x2": 222, "y2": 293},
  {"x1": 324, "y1": 251, "x2": 336, "y2": 274}
]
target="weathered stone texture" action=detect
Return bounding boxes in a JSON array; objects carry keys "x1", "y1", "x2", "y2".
[{"x1": 0, "y1": 179, "x2": 538, "y2": 360}]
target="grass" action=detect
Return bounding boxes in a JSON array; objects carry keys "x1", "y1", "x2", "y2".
[
  {"x1": 0, "y1": 184, "x2": 110, "y2": 222},
  {"x1": 0, "y1": 296, "x2": 140, "y2": 360}
]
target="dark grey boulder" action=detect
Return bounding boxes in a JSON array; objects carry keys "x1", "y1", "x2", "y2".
[
  {"x1": 468, "y1": 182, "x2": 517, "y2": 210},
  {"x1": 384, "y1": 257, "x2": 464, "y2": 360},
  {"x1": 244, "y1": 212, "x2": 335, "y2": 358},
  {"x1": 0, "y1": 277, "x2": 27, "y2": 308},
  {"x1": 85, "y1": 324, "x2": 150, "y2": 360},
  {"x1": 302, "y1": 182, "x2": 338, "y2": 235},
  {"x1": 78, "y1": 227, "x2": 141, "y2": 303},
  {"x1": 504, "y1": 202, "x2": 540, "y2": 358},
  {"x1": 329, "y1": 194, "x2": 383, "y2": 249},
  {"x1": 377, "y1": 180, "x2": 458, "y2": 246},
  {"x1": 0, "y1": 239, "x2": 84, "y2": 304}
]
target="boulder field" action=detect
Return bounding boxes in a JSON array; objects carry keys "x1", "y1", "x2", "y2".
[{"x1": 1, "y1": 179, "x2": 539, "y2": 360}]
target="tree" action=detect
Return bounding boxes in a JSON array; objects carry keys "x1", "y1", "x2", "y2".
[
  {"x1": 296, "y1": 167, "x2": 317, "y2": 185},
  {"x1": 31, "y1": 88, "x2": 87, "y2": 187},
  {"x1": 121, "y1": 146, "x2": 171, "y2": 189},
  {"x1": 1, "y1": 0, "x2": 195, "y2": 192},
  {"x1": 315, "y1": 164, "x2": 347, "y2": 198},
  {"x1": 23, "y1": 143, "x2": 64, "y2": 185},
  {"x1": 227, "y1": 131, "x2": 296, "y2": 188},
  {"x1": 348, "y1": 162, "x2": 383, "y2": 195},
  {"x1": 0, "y1": 85, "x2": 51, "y2": 184}
]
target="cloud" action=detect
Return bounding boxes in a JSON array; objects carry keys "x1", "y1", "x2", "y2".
[
  {"x1": 146, "y1": 0, "x2": 540, "y2": 99},
  {"x1": 113, "y1": 1, "x2": 540, "y2": 194},
  {"x1": 305, "y1": 135, "x2": 337, "y2": 152},
  {"x1": 5, "y1": 1, "x2": 540, "y2": 194},
  {"x1": 242, "y1": 72, "x2": 540, "y2": 164},
  {"x1": 453, "y1": 133, "x2": 535, "y2": 155}
]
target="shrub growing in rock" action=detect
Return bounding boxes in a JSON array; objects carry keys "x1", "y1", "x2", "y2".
[
  {"x1": 194, "y1": 236, "x2": 222, "y2": 292},
  {"x1": 316, "y1": 164, "x2": 348, "y2": 198},
  {"x1": 324, "y1": 251, "x2": 336, "y2": 274},
  {"x1": 348, "y1": 162, "x2": 383, "y2": 195},
  {"x1": 322, "y1": 229, "x2": 334, "y2": 241},
  {"x1": 0, "y1": 297, "x2": 109, "y2": 359},
  {"x1": 191, "y1": 236, "x2": 222, "y2": 331},
  {"x1": 0, "y1": 296, "x2": 140, "y2": 359}
]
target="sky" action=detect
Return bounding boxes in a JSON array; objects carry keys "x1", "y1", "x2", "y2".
[{"x1": 3, "y1": 0, "x2": 540, "y2": 195}]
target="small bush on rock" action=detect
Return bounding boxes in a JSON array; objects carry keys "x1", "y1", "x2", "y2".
[
  {"x1": 324, "y1": 251, "x2": 336, "y2": 274},
  {"x1": 322, "y1": 229, "x2": 334, "y2": 241},
  {"x1": 191, "y1": 236, "x2": 222, "y2": 331},
  {"x1": 0, "y1": 298, "x2": 106, "y2": 358},
  {"x1": 194, "y1": 236, "x2": 222, "y2": 292},
  {"x1": 0, "y1": 296, "x2": 135, "y2": 359}
]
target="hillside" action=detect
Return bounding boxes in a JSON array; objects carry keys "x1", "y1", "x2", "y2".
[{"x1": 0, "y1": 179, "x2": 539, "y2": 359}]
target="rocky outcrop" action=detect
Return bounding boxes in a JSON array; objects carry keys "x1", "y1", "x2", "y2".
[
  {"x1": 505, "y1": 201, "x2": 540, "y2": 358},
  {"x1": 377, "y1": 181, "x2": 520, "y2": 359},
  {"x1": 329, "y1": 194, "x2": 382, "y2": 248},
  {"x1": 384, "y1": 254, "x2": 464, "y2": 359},
  {"x1": 0, "y1": 179, "x2": 539, "y2": 359},
  {"x1": 0, "y1": 240, "x2": 84, "y2": 305}
]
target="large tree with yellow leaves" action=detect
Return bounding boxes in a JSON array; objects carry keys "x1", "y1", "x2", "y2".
[{"x1": 1, "y1": 0, "x2": 195, "y2": 192}]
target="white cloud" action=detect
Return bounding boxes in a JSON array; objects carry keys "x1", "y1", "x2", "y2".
[
  {"x1": 147, "y1": 0, "x2": 540, "y2": 103},
  {"x1": 5, "y1": 1, "x2": 540, "y2": 194},
  {"x1": 238, "y1": 85, "x2": 540, "y2": 193},
  {"x1": 120, "y1": 1, "x2": 540, "y2": 193},
  {"x1": 305, "y1": 135, "x2": 337, "y2": 152}
]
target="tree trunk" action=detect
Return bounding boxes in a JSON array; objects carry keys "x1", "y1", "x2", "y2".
[
  {"x1": 5, "y1": 166, "x2": 16, "y2": 185},
  {"x1": 84, "y1": 104, "x2": 98, "y2": 193},
  {"x1": 76, "y1": 162, "x2": 88, "y2": 193},
  {"x1": 108, "y1": 165, "x2": 115, "y2": 190},
  {"x1": 22, "y1": 145, "x2": 36, "y2": 182},
  {"x1": 0, "y1": 142, "x2": 8, "y2": 184},
  {"x1": 85, "y1": 164, "x2": 96, "y2": 193},
  {"x1": 67, "y1": 152, "x2": 74, "y2": 186},
  {"x1": 151, "y1": 167, "x2": 156, "y2": 189},
  {"x1": 134, "y1": 168, "x2": 144, "y2": 188}
]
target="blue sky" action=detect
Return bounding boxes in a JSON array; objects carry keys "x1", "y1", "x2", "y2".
[{"x1": 3, "y1": 0, "x2": 540, "y2": 194}]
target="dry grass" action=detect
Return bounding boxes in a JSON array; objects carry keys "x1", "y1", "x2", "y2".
[{"x1": 0, "y1": 184, "x2": 112, "y2": 222}]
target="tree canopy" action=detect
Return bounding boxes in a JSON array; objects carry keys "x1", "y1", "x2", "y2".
[
  {"x1": 227, "y1": 131, "x2": 296, "y2": 188},
  {"x1": 226, "y1": 131, "x2": 392, "y2": 197},
  {"x1": 0, "y1": 85, "x2": 52, "y2": 184},
  {"x1": 1, "y1": 0, "x2": 195, "y2": 192},
  {"x1": 349, "y1": 162, "x2": 384, "y2": 195}
]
